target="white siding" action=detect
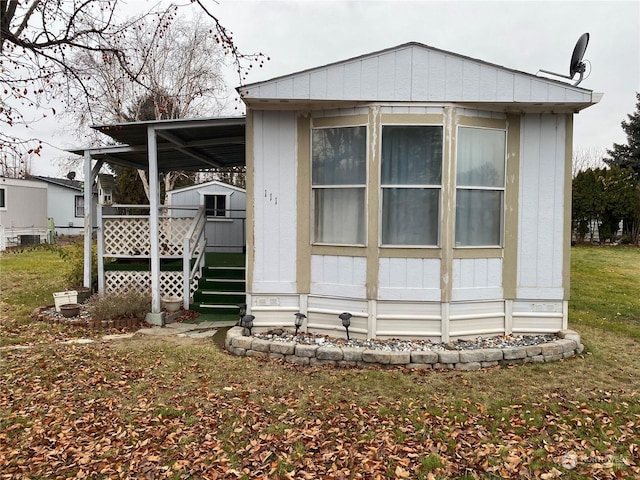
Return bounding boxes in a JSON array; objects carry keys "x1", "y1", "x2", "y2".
[
  {"x1": 252, "y1": 111, "x2": 298, "y2": 294},
  {"x1": 378, "y1": 257, "x2": 441, "y2": 301},
  {"x1": 449, "y1": 301, "x2": 505, "y2": 337},
  {"x1": 0, "y1": 179, "x2": 47, "y2": 231},
  {"x1": 452, "y1": 258, "x2": 503, "y2": 301},
  {"x1": 512, "y1": 300, "x2": 565, "y2": 333},
  {"x1": 517, "y1": 114, "x2": 566, "y2": 300},
  {"x1": 307, "y1": 295, "x2": 369, "y2": 339},
  {"x1": 376, "y1": 301, "x2": 442, "y2": 340},
  {"x1": 46, "y1": 183, "x2": 86, "y2": 235},
  {"x1": 244, "y1": 44, "x2": 593, "y2": 106},
  {"x1": 311, "y1": 255, "x2": 367, "y2": 298}
]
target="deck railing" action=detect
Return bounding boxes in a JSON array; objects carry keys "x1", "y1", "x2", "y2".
[
  {"x1": 97, "y1": 204, "x2": 245, "y2": 308},
  {"x1": 183, "y1": 206, "x2": 206, "y2": 308}
]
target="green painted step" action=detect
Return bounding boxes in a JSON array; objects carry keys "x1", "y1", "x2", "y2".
[
  {"x1": 198, "y1": 278, "x2": 245, "y2": 292},
  {"x1": 201, "y1": 266, "x2": 245, "y2": 280},
  {"x1": 193, "y1": 291, "x2": 246, "y2": 304},
  {"x1": 190, "y1": 303, "x2": 242, "y2": 318}
]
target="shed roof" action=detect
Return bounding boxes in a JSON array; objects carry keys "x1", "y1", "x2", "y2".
[{"x1": 241, "y1": 42, "x2": 600, "y2": 112}]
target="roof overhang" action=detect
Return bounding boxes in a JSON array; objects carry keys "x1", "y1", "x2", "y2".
[{"x1": 70, "y1": 116, "x2": 246, "y2": 172}]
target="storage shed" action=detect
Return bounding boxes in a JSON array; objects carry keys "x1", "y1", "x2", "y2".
[
  {"x1": 241, "y1": 42, "x2": 602, "y2": 341},
  {"x1": 167, "y1": 180, "x2": 246, "y2": 253}
]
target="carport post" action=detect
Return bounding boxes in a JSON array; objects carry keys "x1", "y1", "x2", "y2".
[
  {"x1": 146, "y1": 126, "x2": 164, "y2": 325},
  {"x1": 83, "y1": 151, "x2": 93, "y2": 289}
]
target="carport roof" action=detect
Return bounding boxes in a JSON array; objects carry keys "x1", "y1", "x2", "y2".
[{"x1": 70, "y1": 116, "x2": 246, "y2": 172}]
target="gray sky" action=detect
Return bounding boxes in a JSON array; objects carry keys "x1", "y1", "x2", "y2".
[{"x1": 30, "y1": 0, "x2": 639, "y2": 176}]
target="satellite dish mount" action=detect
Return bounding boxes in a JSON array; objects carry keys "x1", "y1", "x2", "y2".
[{"x1": 538, "y1": 33, "x2": 590, "y2": 86}]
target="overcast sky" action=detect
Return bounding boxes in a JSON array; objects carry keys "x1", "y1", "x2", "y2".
[{"x1": 29, "y1": 0, "x2": 639, "y2": 177}]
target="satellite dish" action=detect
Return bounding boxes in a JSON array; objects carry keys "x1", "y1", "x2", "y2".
[
  {"x1": 538, "y1": 33, "x2": 590, "y2": 86},
  {"x1": 569, "y1": 33, "x2": 589, "y2": 80}
]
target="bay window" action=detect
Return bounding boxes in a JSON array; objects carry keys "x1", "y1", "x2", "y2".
[
  {"x1": 312, "y1": 126, "x2": 367, "y2": 245},
  {"x1": 381, "y1": 126, "x2": 442, "y2": 246},
  {"x1": 455, "y1": 127, "x2": 506, "y2": 246}
]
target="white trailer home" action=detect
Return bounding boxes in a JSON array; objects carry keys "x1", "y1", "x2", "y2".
[
  {"x1": 0, "y1": 177, "x2": 48, "y2": 250},
  {"x1": 240, "y1": 42, "x2": 602, "y2": 341},
  {"x1": 167, "y1": 180, "x2": 246, "y2": 253},
  {"x1": 32, "y1": 176, "x2": 97, "y2": 236}
]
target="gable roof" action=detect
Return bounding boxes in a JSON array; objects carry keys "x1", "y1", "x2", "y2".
[
  {"x1": 241, "y1": 42, "x2": 600, "y2": 112},
  {"x1": 167, "y1": 179, "x2": 246, "y2": 196},
  {"x1": 32, "y1": 176, "x2": 83, "y2": 191}
]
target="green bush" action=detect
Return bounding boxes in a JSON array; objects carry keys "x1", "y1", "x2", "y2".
[{"x1": 86, "y1": 290, "x2": 151, "y2": 321}]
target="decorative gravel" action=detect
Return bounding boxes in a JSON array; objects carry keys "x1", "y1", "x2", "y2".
[{"x1": 253, "y1": 331, "x2": 557, "y2": 352}]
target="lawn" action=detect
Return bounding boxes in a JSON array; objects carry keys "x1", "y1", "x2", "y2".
[{"x1": 1, "y1": 245, "x2": 638, "y2": 479}]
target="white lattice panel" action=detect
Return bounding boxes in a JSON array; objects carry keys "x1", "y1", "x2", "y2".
[
  {"x1": 103, "y1": 217, "x2": 192, "y2": 257},
  {"x1": 104, "y1": 218, "x2": 151, "y2": 256},
  {"x1": 105, "y1": 271, "x2": 201, "y2": 301},
  {"x1": 159, "y1": 217, "x2": 191, "y2": 256}
]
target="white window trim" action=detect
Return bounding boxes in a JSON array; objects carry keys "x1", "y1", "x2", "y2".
[
  {"x1": 74, "y1": 195, "x2": 84, "y2": 218},
  {"x1": 200, "y1": 191, "x2": 232, "y2": 220},
  {"x1": 453, "y1": 125, "x2": 507, "y2": 248}
]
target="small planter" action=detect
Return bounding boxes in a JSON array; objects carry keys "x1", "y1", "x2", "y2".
[
  {"x1": 162, "y1": 296, "x2": 182, "y2": 312},
  {"x1": 60, "y1": 303, "x2": 81, "y2": 318}
]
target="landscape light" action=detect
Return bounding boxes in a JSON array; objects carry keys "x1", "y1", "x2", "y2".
[
  {"x1": 294, "y1": 313, "x2": 306, "y2": 335},
  {"x1": 238, "y1": 303, "x2": 247, "y2": 326},
  {"x1": 241, "y1": 314, "x2": 255, "y2": 336},
  {"x1": 339, "y1": 312, "x2": 352, "y2": 340}
]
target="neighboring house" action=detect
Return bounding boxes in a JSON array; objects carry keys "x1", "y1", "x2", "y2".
[
  {"x1": 0, "y1": 177, "x2": 48, "y2": 251},
  {"x1": 32, "y1": 176, "x2": 97, "y2": 236},
  {"x1": 167, "y1": 180, "x2": 246, "y2": 253},
  {"x1": 75, "y1": 42, "x2": 601, "y2": 338}
]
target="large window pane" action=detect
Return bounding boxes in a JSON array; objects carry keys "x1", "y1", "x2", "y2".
[
  {"x1": 312, "y1": 126, "x2": 366, "y2": 185},
  {"x1": 455, "y1": 190, "x2": 503, "y2": 246},
  {"x1": 381, "y1": 126, "x2": 442, "y2": 185},
  {"x1": 382, "y1": 188, "x2": 439, "y2": 245},
  {"x1": 314, "y1": 188, "x2": 365, "y2": 244},
  {"x1": 457, "y1": 127, "x2": 505, "y2": 187}
]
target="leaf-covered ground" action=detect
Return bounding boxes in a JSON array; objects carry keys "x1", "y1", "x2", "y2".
[
  {"x1": 1, "y1": 246, "x2": 639, "y2": 478},
  {"x1": 1, "y1": 334, "x2": 639, "y2": 479}
]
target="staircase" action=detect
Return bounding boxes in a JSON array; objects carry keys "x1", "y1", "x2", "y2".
[{"x1": 190, "y1": 253, "x2": 245, "y2": 322}]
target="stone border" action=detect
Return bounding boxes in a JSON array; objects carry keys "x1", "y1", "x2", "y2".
[{"x1": 225, "y1": 327, "x2": 584, "y2": 370}]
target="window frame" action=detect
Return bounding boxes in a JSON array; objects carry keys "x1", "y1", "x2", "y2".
[
  {"x1": 379, "y1": 123, "x2": 444, "y2": 248},
  {"x1": 202, "y1": 192, "x2": 231, "y2": 219},
  {"x1": 0, "y1": 187, "x2": 6, "y2": 210},
  {"x1": 74, "y1": 195, "x2": 84, "y2": 218},
  {"x1": 454, "y1": 125, "x2": 507, "y2": 248},
  {"x1": 311, "y1": 123, "x2": 368, "y2": 246}
]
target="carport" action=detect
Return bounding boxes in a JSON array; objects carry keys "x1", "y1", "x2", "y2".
[{"x1": 73, "y1": 116, "x2": 246, "y2": 323}]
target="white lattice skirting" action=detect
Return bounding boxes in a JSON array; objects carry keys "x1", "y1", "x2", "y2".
[{"x1": 105, "y1": 271, "x2": 201, "y2": 300}]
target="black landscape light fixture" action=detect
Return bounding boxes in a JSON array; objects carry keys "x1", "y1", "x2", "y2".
[
  {"x1": 339, "y1": 312, "x2": 352, "y2": 340},
  {"x1": 238, "y1": 303, "x2": 247, "y2": 325},
  {"x1": 241, "y1": 314, "x2": 255, "y2": 336},
  {"x1": 294, "y1": 313, "x2": 306, "y2": 335}
]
